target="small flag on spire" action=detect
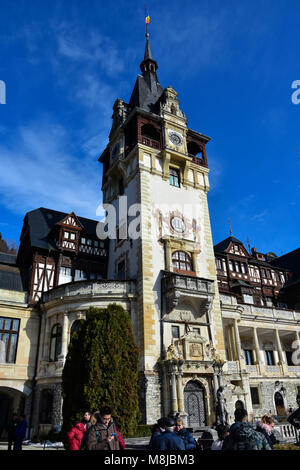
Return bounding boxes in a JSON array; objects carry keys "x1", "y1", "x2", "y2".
[{"x1": 145, "y1": 9, "x2": 150, "y2": 24}]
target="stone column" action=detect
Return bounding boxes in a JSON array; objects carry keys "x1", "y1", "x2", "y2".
[
  {"x1": 233, "y1": 319, "x2": 243, "y2": 363},
  {"x1": 43, "y1": 314, "x2": 50, "y2": 361},
  {"x1": 176, "y1": 372, "x2": 184, "y2": 413},
  {"x1": 169, "y1": 363, "x2": 178, "y2": 414},
  {"x1": 60, "y1": 313, "x2": 69, "y2": 360},
  {"x1": 275, "y1": 329, "x2": 285, "y2": 365},
  {"x1": 162, "y1": 366, "x2": 169, "y2": 417},
  {"x1": 230, "y1": 323, "x2": 237, "y2": 360},
  {"x1": 252, "y1": 327, "x2": 260, "y2": 364}
]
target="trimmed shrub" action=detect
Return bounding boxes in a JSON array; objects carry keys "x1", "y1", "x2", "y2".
[{"x1": 62, "y1": 304, "x2": 140, "y2": 437}]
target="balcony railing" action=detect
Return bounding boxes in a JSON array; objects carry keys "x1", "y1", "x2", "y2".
[{"x1": 43, "y1": 279, "x2": 137, "y2": 303}]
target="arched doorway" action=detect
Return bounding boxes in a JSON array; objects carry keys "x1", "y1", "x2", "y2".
[
  {"x1": 184, "y1": 380, "x2": 207, "y2": 429},
  {"x1": 275, "y1": 392, "x2": 286, "y2": 416},
  {"x1": 0, "y1": 387, "x2": 26, "y2": 439}
]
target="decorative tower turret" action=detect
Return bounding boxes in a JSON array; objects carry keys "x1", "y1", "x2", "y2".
[{"x1": 99, "y1": 29, "x2": 225, "y2": 426}]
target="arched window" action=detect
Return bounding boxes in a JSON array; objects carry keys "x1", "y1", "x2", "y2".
[
  {"x1": 172, "y1": 251, "x2": 192, "y2": 272},
  {"x1": 49, "y1": 323, "x2": 62, "y2": 362},
  {"x1": 70, "y1": 320, "x2": 82, "y2": 338},
  {"x1": 39, "y1": 389, "x2": 53, "y2": 424}
]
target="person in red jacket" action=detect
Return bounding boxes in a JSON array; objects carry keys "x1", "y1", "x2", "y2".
[{"x1": 67, "y1": 421, "x2": 86, "y2": 450}]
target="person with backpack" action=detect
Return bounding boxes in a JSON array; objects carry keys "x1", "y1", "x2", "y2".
[
  {"x1": 86, "y1": 406, "x2": 121, "y2": 450},
  {"x1": 222, "y1": 408, "x2": 271, "y2": 451}
]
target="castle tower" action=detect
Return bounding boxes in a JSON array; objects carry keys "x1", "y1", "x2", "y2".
[{"x1": 99, "y1": 31, "x2": 225, "y2": 426}]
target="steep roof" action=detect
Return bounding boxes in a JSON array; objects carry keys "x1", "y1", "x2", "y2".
[
  {"x1": 25, "y1": 207, "x2": 100, "y2": 251},
  {"x1": 214, "y1": 236, "x2": 245, "y2": 253},
  {"x1": 0, "y1": 252, "x2": 27, "y2": 292}
]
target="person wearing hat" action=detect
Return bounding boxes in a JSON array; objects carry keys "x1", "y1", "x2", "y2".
[
  {"x1": 148, "y1": 417, "x2": 167, "y2": 450},
  {"x1": 150, "y1": 418, "x2": 185, "y2": 451}
]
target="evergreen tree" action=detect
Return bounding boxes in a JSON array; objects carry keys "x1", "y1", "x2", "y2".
[{"x1": 62, "y1": 304, "x2": 140, "y2": 437}]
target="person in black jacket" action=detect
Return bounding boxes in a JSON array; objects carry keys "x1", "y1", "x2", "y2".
[{"x1": 6, "y1": 414, "x2": 19, "y2": 451}]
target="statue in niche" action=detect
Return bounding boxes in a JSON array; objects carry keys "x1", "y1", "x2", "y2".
[{"x1": 216, "y1": 386, "x2": 229, "y2": 426}]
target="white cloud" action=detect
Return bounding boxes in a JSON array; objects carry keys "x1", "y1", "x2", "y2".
[{"x1": 0, "y1": 119, "x2": 103, "y2": 220}]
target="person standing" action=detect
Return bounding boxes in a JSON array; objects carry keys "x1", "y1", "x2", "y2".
[
  {"x1": 67, "y1": 420, "x2": 87, "y2": 450},
  {"x1": 222, "y1": 409, "x2": 271, "y2": 451},
  {"x1": 148, "y1": 417, "x2": 166, "y2": 450},
  {"x1": 83, "y1": 411, "x2": 92, "y2": 430},
  {"x1": 211, "y1": 424, "x2": 230, "y2": 450},
  {"x1": 175, "y1": 419, "x2": 196, "y2": 450},
  {"x1": 256, "y1": 415, "x2": 277, "y2": 450},
  {"x1": 150, "y1": 418, "x2": 185, "y2": 451},
  {"x1": 14, "y1": 414, "x2": 27, "y2": 451},
  {"x1": 6, "y1": 413, "x2": 18, "y2": 451},
  {"x1": 86, "y1": 406, "x2": 120, "y2": 450}
]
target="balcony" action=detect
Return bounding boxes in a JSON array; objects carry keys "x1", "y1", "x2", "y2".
[
  {"x1": 42, "y1": 279, "x2": 137, "y2": 304},
  {"x1": 141, "y1": 137, "x2": 161, "y2": 150},
  {"x1": 162, "y1": 270, "x2": 214, "y2": 316}
]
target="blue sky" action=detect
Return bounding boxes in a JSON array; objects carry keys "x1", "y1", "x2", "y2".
[{"x1": 0, "y1": 0, "x2": 299, "y2": 255}]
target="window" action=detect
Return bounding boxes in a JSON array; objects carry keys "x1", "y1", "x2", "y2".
[
  {"x1": 0, "y1": 317, "x2": 20, "y2": 363},
  {"x1": 250, "y1": 387, "x2": 260, "y2": 406},
  {"x1": 193, "y1": 328, "x2": 200, "y2": 335},
  {"x1": 243, "y1": 294, "x2": 254, "y2": 304},
  {"x1": 117, "y1": 260, "x2": 126, "y2": 280},
  {"x1": 39, "y1": 389, "x2": 53, "y2": 424},
  {"x1": 87, "y1": 239, "x2": 92, "y2": 246},
  {"x1": 244, "y1": 349, "x2": 254, "y2": 365},
  {"x1": 229, "y1": 260, "x2": 234, "y2": 271},
  {"x1": 49, "y1": 324, "x2": 62, "y2": 362},
  {"x1": 81, "y1": 237, "x2": 86, "y2": 245},
  {"x1": 70, "y1": 232, "x2": 76, "y2": 240},
  {"x1": 94, "y1": 240, "x2": 99, "y2": 247},
  {"x1": 216, "y1": 259, "x2": 222, "y2": 270},
  {"x1": 241, "y1": 263, "x2": 247, "y2": 274},
  {"x1": 265, "y1": 350, "x2": 274, "y2": 366},
  {"x1": 59, "y1": 266, "x2": 72, "y2": 285},
  {"x1": 64, "y1": 231, "x2": 69, "y2": 239},
  {"x1": 172, "y1": 251, "x2": 192, "y2": 272},
  {"x1": 172, "y1": 326, "x2": 180, "y2": 339},
  {"x1": 74, "y1": 270, "x2": 87, "y2": 281},
  {"x1": 265, "y1": 297, "x2": 273, "y2": 307},
  {"x1": 169, "y1": 168, "x2": 180, "y2": 187},
  {"x1": 119, "y1": 178, "x2": 125, "y2": 195},
  {"x1": 286, "y1": 351, "x2": 294, "y2": 366},
  {"x1": 70, "y1": 320, "x2": 82, "y2": 338},
  {"x1": 235, "y1": 262, "x2": 240, "y2": 273}
]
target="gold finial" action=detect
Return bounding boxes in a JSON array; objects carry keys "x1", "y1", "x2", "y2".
[{"x1": 229, "y1": 219, "x2": 232, "y2": 237}]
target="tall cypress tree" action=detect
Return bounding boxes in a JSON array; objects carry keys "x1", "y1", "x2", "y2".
[{"x1": 62, "y1": 304, "x2": 140, "y2": 437}]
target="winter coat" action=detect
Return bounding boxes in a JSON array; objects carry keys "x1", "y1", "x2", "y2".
[
  {"x1": 148, "y1": 425, "x2": 164, "y2": 450},
  {"x1": 255, "y1": 421, "x2": 274, "y2": 450},
  {"x1": 67, "y1": 422, "x2": 86, "y2": 450},
  {"x1": 86, "y1": 420, "x2": 120, "y2": 450},
  {"x1": 175, "y1": 428, "x2": 196, "y2": 450},
  {"x1": 150, "y1": 430, "x2": 185, "y2": 451},
  {"x1": 6, "y1": 419, "x2": 19, "y2": 439},
  {"x1": 115, "y1": 426, "x2": 125, "y2": 450},
  {"x1": 14, "y1": 419, "x2": 27, "y2": 440},
  {"x1": 222, "y1": 422, "x2": 272, "y2": 451}
]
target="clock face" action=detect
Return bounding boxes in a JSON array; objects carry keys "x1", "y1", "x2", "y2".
[
  {"x1": 169, "y1": 131, "x2": 183, "y2": 147},
  {"x1": 171, "y1": 216, "x2": 185, "y2": 233}
]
